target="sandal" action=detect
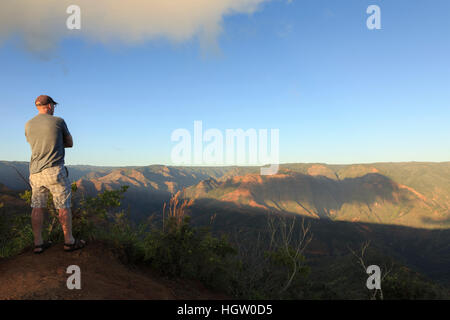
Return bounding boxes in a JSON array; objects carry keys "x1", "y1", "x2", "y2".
[
  {"x1": 64, "y1": 238, "x2": 86, "y2": 252},
  {"x1": 34, "y1": 241, "x2": 52, "y2": 254}
]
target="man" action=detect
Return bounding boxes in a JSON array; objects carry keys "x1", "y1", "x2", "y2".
[{"x1": 25, "y1": 95, "x2": 85, "y2": 253}]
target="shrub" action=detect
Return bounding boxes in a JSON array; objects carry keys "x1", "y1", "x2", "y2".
[
  {"x1": 0, "y1": 213, "x2": 34, "y2": 258},
  {"x1": 142, "y1": 214, "x2": 236, "y2": 291},
  {"x1": 1, "y1": 186, "x2": 314, "y2": 299},
  {"x1": 228, "y1": 215, "x2": 312, "y2": 299}
]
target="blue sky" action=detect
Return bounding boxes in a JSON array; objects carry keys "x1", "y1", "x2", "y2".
[{"x1": 1, "y1": 0, "x2": 449, "y2": 166}]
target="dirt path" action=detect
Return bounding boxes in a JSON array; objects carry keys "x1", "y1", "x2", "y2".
[{"x1": 0, "y1": 241, "x2": 229, "y2": 300}]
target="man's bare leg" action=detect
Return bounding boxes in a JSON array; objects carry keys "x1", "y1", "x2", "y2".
[
  {"x1": 58, "y1": 208, "x2": 75, "y2": 246},
  {"x1": 59, "y1": 208, "x2": 86, "y2": 251},
  {"x1": 31, "y1": 208, "x2": 45, "y2": 250}
]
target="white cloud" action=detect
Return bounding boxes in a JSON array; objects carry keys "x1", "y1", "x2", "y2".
[{"x1": 0, "y1": 0, "x2": 269, "y2": 55}]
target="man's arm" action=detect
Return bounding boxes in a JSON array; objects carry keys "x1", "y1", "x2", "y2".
[
  {"x1": 64, "y1": 134, "x2": 73, "y2": 148},
  {"x1": 61, "y1": 119, "x2": 73, "y2": 148}
]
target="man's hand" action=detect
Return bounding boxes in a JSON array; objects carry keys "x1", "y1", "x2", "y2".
[{"x1": 64, "y1": 134, "x2": 73, "y2": 148}]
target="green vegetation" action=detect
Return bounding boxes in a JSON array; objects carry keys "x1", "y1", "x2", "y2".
[
  {"x1": 0, "y1": 200, "x2": 34, "y2": 258},
  {"x1": 225, "y1": 215, "x2": 312, "y2": 299},
  {"x1": 382, "y1": 266, "x2": 447, "y2": 300},
  {"x1": 0, "y1": 186, "x2": 313, "y2": 299},
  {"x1": 142, "y1": 215, "x2": 236, "y2": 291},
  {"x1": 1, "y1": 184, "x2": 449, "y2": 299}
]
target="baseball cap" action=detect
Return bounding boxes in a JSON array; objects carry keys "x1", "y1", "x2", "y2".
[{"x1": 35, "y1": 95, "x2": 58, "y2": 106}]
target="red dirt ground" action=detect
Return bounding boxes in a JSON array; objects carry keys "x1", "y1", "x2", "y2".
[{"x1": 0, "y1": 241, "x2": 230, "y2": 300}]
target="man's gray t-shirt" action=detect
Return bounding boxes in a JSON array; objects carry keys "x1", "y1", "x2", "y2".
[{"x1": 25, "y1": 114, "x2": 71, "y2": 174}]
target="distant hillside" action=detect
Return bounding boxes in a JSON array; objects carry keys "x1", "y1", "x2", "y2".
[
  {"x1": 0, "y1": 161, "x2": 116, "y2": 190},
  {"x1": 173, "y1": 162, "x2": 450, "y2": 287},
  {"x1": 0, "y1": 161, "x2": 30, "y2": 190},
  {"x1": 182, "y1": 163, "x2": 450, "y2": 229},
  {"x1": 1, "y1": 161, "x2": 448, "y2": 228},
  {"x1": 0, "y1": 183, "x2": 28, "y2": 217},
  {"x1": 73, "y1": 165, "x2": 237, "y2": 219},
  {"x1": 75, "y1": 165, "x2": 234, "y2": 194}
]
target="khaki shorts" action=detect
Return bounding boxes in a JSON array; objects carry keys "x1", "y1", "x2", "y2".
[{"x1": 29, "y1": 165, "x2": 72, "y2": 209}]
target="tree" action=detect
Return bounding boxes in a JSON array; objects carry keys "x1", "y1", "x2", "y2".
[{"x1": 348, "y1": 241, "x2": 393, "y2": 300}]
